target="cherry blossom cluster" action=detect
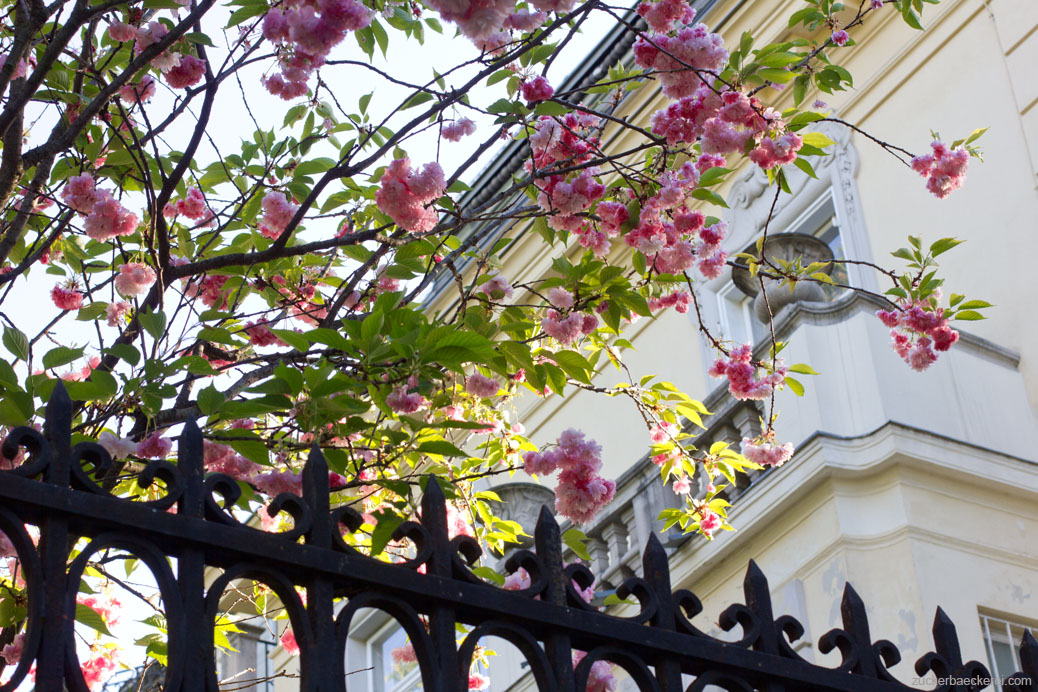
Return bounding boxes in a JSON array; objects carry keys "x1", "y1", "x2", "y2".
[
  {"x1": 466, "y1": 372, "x2": 501, "y2": 398},
  {"x1": 540, "y1": 287, "x2": 599, "y2": 344},
  {"x1": 107, "y1": 20, "x2": 206, "y2": 90},
  {"x1": 648, "y1": 290, "x2": 691, "y2": 314},
  {"x1": 259, "y1": 190, "x2": 300, "y2": 239},
  {"x1": 876, "y1": 299, "x2": 959, "y2": 371},
  {"x1": 260, "y1": 0, "x2": 373, "y2": 99},
  {"x1": 521, "y1": 75, "x2": 554, "y2": 102},
  {"x1": 164, "y1": 186, "x2": 215, "y2": 226},
  {"x1": 536, "y1": 169, "x2": 606, "y2": 232},
  {"x1": 625, "y1": 196, "x2": 729, "y2": 280},
  {"x1": 523, "y1": 428, "x2": 615, "y2": 524},
  {"x1": 708, "y1": 344, "x2": 787, "y2": 400},
  {"x1": 698, "y1": 508, "x2": 722, "y2": 537},
  {"x1": 422, "y1": 0, "x2": 559, "y2": 52},
  {"x1": 632, "y1": 7, "x2": 728, "y2": 99},
  {"x1": 442, "y1": 117, "x2": 477, "y2": 142},
  {"x1": 60, "y1": 174, "x2": 139, "y2": 242},
  {"x1": 911, "y1": 140, "x2": 969, "y2": 199},
  {"x1": 528, "y1": 112, "x2": 601, "y2": 170},
  {"x1": 741, "y1": 435, "x2": 794, "y2": 467},
  {"x1": 375, "y1": 158, "x2": 445, "y2": 233},
  {"x1": 114, "y1": 263, "x2": 157, "y2": 297},
  {"x1": 387, "y1": 376, "x2": 429, "y2": 414}
]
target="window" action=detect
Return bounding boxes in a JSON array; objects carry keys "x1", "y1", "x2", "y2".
[
  {"x1": 370, "y1": 621, "x2": 422, "y2": 692},
  {"x1": 981, "y1": 613, "x2": 1034, "y2": 690},
  {"x1": 715, "y1": 281, "x2": 767, "y2": 347},
  {"x1": 786, "y1": 192, "x2": 849, "y2": 298},
  {"x1": 217, "y1": 622, "x2": 277, "y2": 692},
  {"x1": 714, "y1": 191, "x2": 847, "y2": 349}
]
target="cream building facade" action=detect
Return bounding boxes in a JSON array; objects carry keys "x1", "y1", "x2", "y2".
[{"x1": 262, "y1": 0, "x2": 1038, "y2": 690}]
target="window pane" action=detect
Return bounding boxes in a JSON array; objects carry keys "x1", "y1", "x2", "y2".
[{"x1": 380, "y1": 627, "x2": 422, "y2": 692}]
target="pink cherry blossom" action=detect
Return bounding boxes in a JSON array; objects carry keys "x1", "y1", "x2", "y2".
[
  {"x1": 708, "y1": 344, "x2": 787, "y2": 400},
  {"x1": 375, "y1": 158, "x2": 445, "y2": 233},
  {"x1": 633, "y1": 23, "x2": 728, "y2": 99},
  {"x1": 391, "y1": 643, "x2": 417, "y2": 663},
  {"x1": 137, "y1": 432, "x2": 172, "y2": 459},
  {"x1": 699, "y1": 509, "x2": 722, "y2": 537},
  {"x1": 60, "y1": 174, "x2": 104, "y2": 214},
  {"x1": 831, "y1": 29, "x2": 849, "y2": 46},
  {"x1": 741, "y1": 436, "x2": 795, "y2": 467},
  {"x1": 258, "y1": 190, "x2": 299, "y2": 239},
  {"x1": 541, "y1": 309, "x2": 586, "y2": 346},
  {"x1": 51, "y1": 284, "x2": 84, "y2": 311},
  {"x1": 84, "y1": 196, "x2": 139, "y2": 241},
  {"x1": 911, "y1": 140, "x2": 969, "y2": 199},
  {"x1": 548, "y1": 287, "x2": 574, "y2": 309},
  {"x1": 469, "y1": 672, "x2": 490, "y2": 690},
  {"x1": 280, "y1": 627, "x2": 300, "y2": 655},
  {"x1": 442, "y1": 117, "x2": 476, "y2": 141},
  {"x1": 637, "y1": 0, "x2": 695, "y2": 33},
  {"x1": 521, "y1": 75, "x2": 554, "y2": 102},
  {"x1": 80, "y1": 648, "x2": 119, "y2": 690},
  {"x1": 107, "y1": 21, "x2": 138, "y2": 43},
  {"x1": 387, "y1": 384, "x2": 428, "y2": 414},
  {"x1": 480, "y1": 274, "x2": 513, "y2": 298},
  {"x1": 118, "y1": 75, "x2": 156, "y2": 104},
  {"x1": 114, "y1": 262, "x2": 157, "y2": 297},
  {"x1": 466, "y1": 372, "x2": 500, "y2": 398},
  {"x1": 871, "y1": 0, "x2": 884, "y2": 8},
  {"x1": 253, "y1": 470, "x2": 303, "y2": 497},
  {"x1": 876, "y1": 298, "x2": 959, "y2": 370},
  {"x1": 503, "y1": 566, "x2": 532, "y2": 590},
  {"x1": 505, "y1": 10, "x2": 546, "y2": 31},
  {"x1": 1, "y1": 632, "x2": 24, "y2": 666},
  {"x1": 524, "y1": 429, "x2": 615, "y2": 524},
  {"x1": 244, "y1": 321, "x2": 286, "y2": 347},
  {"x1": 163, "y1": 54, "x2": 206, "y2": 88},
  {"x1": 98, "y1": 432, "x2": 138, "y2": 459},
  {"x1": 175, "y1": 187, "x2": 209, "y2": 219}
]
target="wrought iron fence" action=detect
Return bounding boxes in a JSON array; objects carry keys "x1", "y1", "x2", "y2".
[{"x1": 0, "y1": 383, "x2": 1034, "y2": 692}]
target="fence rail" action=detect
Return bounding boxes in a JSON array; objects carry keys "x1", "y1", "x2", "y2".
[{"x1": 0, "y1": 383, "x2": 1034, "y2": 691}]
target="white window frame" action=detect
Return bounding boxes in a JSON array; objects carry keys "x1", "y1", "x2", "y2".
[
  {"x1": 696, "y1": 122, "x2": 874, "y2": 373},
  {"x1": 981, "y1": 612, "x2": 1035, "y2": 691}
]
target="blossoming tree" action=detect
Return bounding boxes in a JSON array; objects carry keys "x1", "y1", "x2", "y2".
[{"x1": 0, "y1": 0, "x2": 992, "y2": 685}]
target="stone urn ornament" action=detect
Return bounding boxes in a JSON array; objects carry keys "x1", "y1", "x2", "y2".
[
  {"x1": 730, "y1": 232, "x2": 835, "y2": 324},
  {"x1": 488, "y1": 482, "x2": 556, "y2": 542}
]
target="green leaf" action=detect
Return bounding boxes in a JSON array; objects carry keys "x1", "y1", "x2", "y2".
[
  {"x1": 956, "y1": 300, "x2": 992, "y2": 310},
  {"x1": 230, "y1": 439, "x2": 269, "y2": 465},
  {"x1": 43, "y1": 346, "x2": 85, "y2": 370},
  {"x1": 370, "y1": 509, "x2": 403, "y2": 556},
  {"x1": 272, "y1": 329, "x2": 309, "y2": 352},
  {"x1": 198, "y1": 386, "x2": 224, "y2": 416},
  {"x1": 784, "y1": 376, "x2": 805, "y2": 396},
  {"x1": 801, "y1": 132, "x2": 835, "y2": 149},
  {"x1": 76, "y1": 302, "x2": 109, "y2": 322},
  {"x1": 928, "y1": 237, "x2": 964, "y2": 257},
  {"x1": 562, "y1": 528, "x2": 591, "y2": 561},
  {"x1": 953, "y1": 310, "x2": 985, "y2": 321},
  {"x1": 138, "y1": 309, "x2": 167, "y2": 341},
  {"x1": 551, "y1": 350, "x2": 594, "y2": 384},
  {"x1": 788, "y1": 363, "x2": 819, "y2": 375},
  {"x1": 3, "y1": 326, "x2": 29, "y2": 361},
  {"x1": 76, "y1": 603, "x2": 113, "y2": 637},
  {"x1": 417, "y1": 440, "x2": 468, "y2": 457}
]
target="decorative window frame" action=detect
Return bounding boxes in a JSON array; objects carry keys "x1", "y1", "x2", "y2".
[
  {"x1": 692, "y1": 122, "x2": 874, "y2": 372},
  {"x1": 980, "y1": 611, "x2": 1036, "y2": 691}
]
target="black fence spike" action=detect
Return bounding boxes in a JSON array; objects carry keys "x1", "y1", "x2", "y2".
[
  {"x1": 302, "y1": 444, "x2": 330, "y2": 548},
  {"x1": 178, "y1": 417, "x2": 205, "y2": 517}
]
